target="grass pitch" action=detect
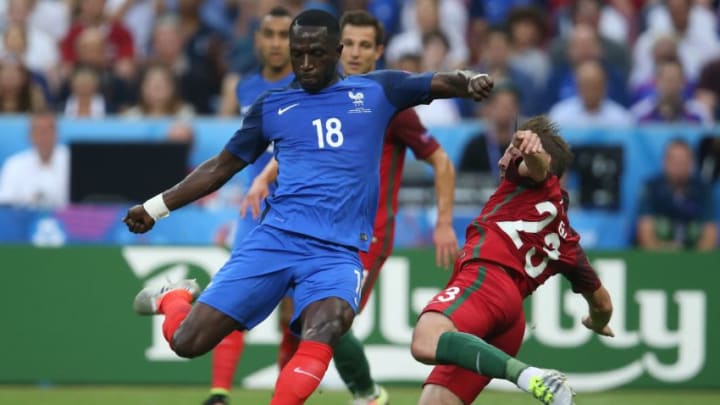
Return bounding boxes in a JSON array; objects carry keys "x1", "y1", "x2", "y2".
[{"x1": 1, "y1": 386, "x2": 719, "y2": 405}]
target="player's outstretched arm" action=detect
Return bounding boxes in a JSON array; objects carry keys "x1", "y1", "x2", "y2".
[
  {"x1": 429, "y1": 71, "x2": 494, "y2": 101},
  {"x1": 423, "y1": 148, "x2": 458, "y2": 268},
  {"x1": 124, "y1": 149, "x2": 247, "y2": 234},
  {"x1": 240, "y1": 157, "x2": 279, "y2": 219},
  {"x1": 581, "y1": 286, "x2": 614, "y2": 337},
  {"x1": 513, "y1": 130, "x2": 550, "y2": 182}
]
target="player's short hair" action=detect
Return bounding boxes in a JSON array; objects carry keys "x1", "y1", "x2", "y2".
[
  {"x1": 519, "y1": 116, "x2": 574, "y2": 177},
  {"x1": 267, "y1": 6, "x2": 291, "y2": 18},
  {"x1": 339, "y1": 10, "x2": 385, "y2": 46},
  {"x1": 291, "y1": 9, "x2": 340, "y2": 43}
]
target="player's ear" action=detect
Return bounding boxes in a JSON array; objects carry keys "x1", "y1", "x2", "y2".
[
  {"x1": 336, "y1": 43, "x2": 344, "y2": 55},
  {"x1": 375, "y1": 44, "x2": 385, "y2": 61}
]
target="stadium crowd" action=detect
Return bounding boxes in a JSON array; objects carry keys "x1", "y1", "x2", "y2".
[
  {"x1": 0, "y1": 0, "x2": 717, "y2": 250},
  {"x1": 1, "y1": 0, "x2": 720, "y2": 123}
]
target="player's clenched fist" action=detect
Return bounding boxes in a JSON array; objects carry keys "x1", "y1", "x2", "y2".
[
  {"x1": 512, "y1": 130, "x2": 545, "y2": 155},
  {"x1": 123, "y1": 205, "x2": 156, "y2": 234},
  {"x1": 468, "y1": 73, "x2": 493, "y2": 101}
]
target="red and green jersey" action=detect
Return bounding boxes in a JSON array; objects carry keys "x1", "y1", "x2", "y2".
[
  {"x1": 371, "y1": 108, "x2": 439, "y2": 250},
  {"x1": 460, "y1": 157, "x2": 601, "y2": 298}
]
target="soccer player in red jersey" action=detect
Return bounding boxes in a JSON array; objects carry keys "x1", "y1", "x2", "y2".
[
  {"x1": 241, "y1": 10, "x2": 458, "y2": 405},
  {"x1": 410, "y1": 116, "x2": 615, "y2": 405}
]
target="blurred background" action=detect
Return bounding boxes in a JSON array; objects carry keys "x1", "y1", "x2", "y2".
[{"x1": 0, "y1": 0, "x2": 719, "y2": 404}]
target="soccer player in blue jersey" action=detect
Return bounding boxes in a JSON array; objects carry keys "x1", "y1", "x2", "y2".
[
  {"x1": 124, "y1": 9, "x2": 493, "y2": 404},
  {"x1": 205, "y1": 8, "x2": 295, "y2": 405}
]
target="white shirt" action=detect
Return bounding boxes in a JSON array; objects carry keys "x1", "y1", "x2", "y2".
[
  {"x1": 0, "y1": 145, "x2": 69, "y2": 208},
  {"x1": 0, "y1": 26, "x2": 59, "y2": 72},
  {"x1": 549, "y1": 97, "x2": 634, "y2": 128},
  {"x1": 414, "y1": 99, "x2": 461, "y2": 127}
]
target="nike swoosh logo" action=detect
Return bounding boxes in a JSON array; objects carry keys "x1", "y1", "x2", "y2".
[
  {"x1": 293, "y1": 367, "x2": 321, "y2": 381},
  {"x1": 278, "y1": 103, "x2": 299, "y2": 115}
]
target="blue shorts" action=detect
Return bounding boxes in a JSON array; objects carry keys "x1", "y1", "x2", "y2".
[{"x1": 199, "y1": 223, "x2": 363, "y2": 334}]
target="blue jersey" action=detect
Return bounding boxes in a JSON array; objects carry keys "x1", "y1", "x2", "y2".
[
  {"x1": 235, "y1": 71, "x2": 295, "y2": 180},
  {"x1": 225, "y1": 70, "x2": 434, "y2": 251}
]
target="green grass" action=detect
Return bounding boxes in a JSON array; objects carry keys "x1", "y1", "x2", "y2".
[{"x1": 0, "y1": 386, "x2": 719, "y2": 405}]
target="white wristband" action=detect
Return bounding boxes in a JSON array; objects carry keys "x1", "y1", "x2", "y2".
[{"x1": 143, "y1": 194, "x2": 170, "y2": 221}]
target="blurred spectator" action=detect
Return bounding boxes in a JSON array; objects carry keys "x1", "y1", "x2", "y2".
[
  {"x1": 60, "y1": 0, "x2": 136, "y2": 81},
  {"x1": 629, "y1": 34, "x2": 694, "y2": 104},
  {"x1": 458, "y1": 83, "x2": 519, "y2": 178},
  {"x1": 391, "y1": 52, "x2": 422, "y2": 73},
  {"x1": 637, "y1": 139, "x2": 717, "y2": 251},
  {"x1": 631, "y1": 0, "x2": 720, "y2": 90},
  {"x1": 63, "y1": 67, "x2": 105, "y2": 118},
  {"x1": 105, "y1": 0, "x2": 166, "y2": 58},
  {"x1": 0, "y1": 0, "x2": 59, "y2": 77},
  {"x1": 0, "y1": 56, "x2": 45, "y2": 113},
  {"x1": 631, "y1": 59, "x2": 711, "y2": 124},
  {"x1": 551, "y1": 0, "x2": 631, "y2": 79},
  {"x1": 166, "y1": 120, "x2": 195, "y2": 146},
  {"x1": 472, "y1": 27, "x2": 541, "y2": 116},
  {"x1": 411, "y1": 29, "x2": 461, "y2": 126},
  {"x1": 0, "y1": 0, "x2": 70, "y2": 41},
  {"x1": 145, "y1": 15, "x2": 214, "y2": 116},
  {"x1": 386, "y1": 0, "x2": 467, "y2": 69},
  {"x1": 698, "y1": 135, "x2": 720, "y2": 183},
  {"x1": 0, "y1": 22, "x2": 54, "y2": 101},
  {"x1": 544, "y1": 23, "x2": 627, "y2": 111},
  {"x1": 225, "y1": 1, "x2": 262, "y2": 76},
  {"x1": 124, "y1": 64, "x2": 194, "y2": 119},
  {"x1": 175, "y1": 0, "x2": 225, "y2": 113},
  {"x1": 506, "y1": 6, "x2": 551, "y2": 91},
  {"x1": 57, "y1": 27, "x2": 134, "y2": 113},
  {"x1": 695, "y1": 57, "x2": 720, "y2": 120},
  {"x1": 219, "y1": 6, "x2": 293, "y2": 117},
  {"x1": 549, "y1": 60, "x2": 633, "y2": 127},
  {"x1": 0, "y1": 111, "x2": 67, "y2": 208}
]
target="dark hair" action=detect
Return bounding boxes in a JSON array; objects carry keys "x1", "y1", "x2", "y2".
[
  {"x1": 291, "y1": 9, "x2": 340, "y2": 42},
  {"x1": 421, "y1": 29, "x2": 450, "y2": 51},
  {"x1": 339, "y1": 10, "x2": 385, "y2": 46},
  {"x1": 138, "y1": 63, "x2": 183, "y2": 115},
  {"x1": 519, "y1": 116, "x2": 574, "y2": 177},
  {"x1": 506, "y1": 6, "x2": 548, "y2": 43},
  {"x1": 267, "y1": 6, "x2": 291, "y2": 18}
]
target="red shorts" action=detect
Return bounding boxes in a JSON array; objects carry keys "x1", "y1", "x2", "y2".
[
  {"x1": 421, "y1": 260, "x2": 526, "y2": 405},
  {"x1": 357, "y1": 231, "x2": 392, "y2": 312}
]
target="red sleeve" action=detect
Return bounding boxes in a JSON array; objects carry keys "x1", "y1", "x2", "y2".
[
  {"x1": 558, "y1": 240, "x2": 602, "y2": 294},
  {"x1": 60, "y1": 25, "x2": 83, "y2": 63},
  {"x1": 109, "y1": 22, "x2": 135, "y2": 59},
  {"x1": 386, "y1": 109, "x2": 439, "y2": 160}
]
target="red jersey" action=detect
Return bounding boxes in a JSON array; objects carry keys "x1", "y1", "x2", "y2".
[
  {"x1": 372, "y1": 109, "x2": 439, "y2": 245},
  {"x1": 460, "y1": 157, "x2": 601, "y2": 297},
  {"x1": 61, "y1": 22, "x2": 135, "y2": 64}
]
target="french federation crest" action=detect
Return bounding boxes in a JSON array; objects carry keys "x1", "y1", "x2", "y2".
[{"x1": 348, "y1": 90, "x2": 372, "y2": 113}]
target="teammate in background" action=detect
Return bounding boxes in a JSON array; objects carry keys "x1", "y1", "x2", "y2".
[
  {"x1": 204, "y1": 7, "x2": 295, "y2": 405},
  {"x1": 409, "y1": 116, "x2": 614, "y2": 405},
  {"x1": 125, "y1": 9, "x2": 493, "y2": 405},
  {"x1": 240, "y1": 10, "x2": 458, "y2": 405}
]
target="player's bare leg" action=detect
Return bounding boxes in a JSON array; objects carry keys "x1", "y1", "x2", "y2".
[
  {"x1": 411, "y1": 312, "x2": 576, "y2": 405},
  {"x1": 134, "y1": 280, "x2": 242, "y2": 358},
  {"x1": 417, "y1": 384, "x2": 464, "y2": 405},
  {"x1": 270, "y1": 297, "x2": 355, "y2": 405}
]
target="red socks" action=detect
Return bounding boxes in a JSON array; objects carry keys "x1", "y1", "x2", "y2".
[
  {"x1": 210, "y1": 330, "x2": 245, "y2": 392},
  {"x1": 158, "y1": 290, "x2": 192, "y2": 344},
  {"x1": 270, "y1": 341, "x2": 333, "y2": 405},
  {"x1": 277, "y1": 325, "x2": 300, "y2": 370}
]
